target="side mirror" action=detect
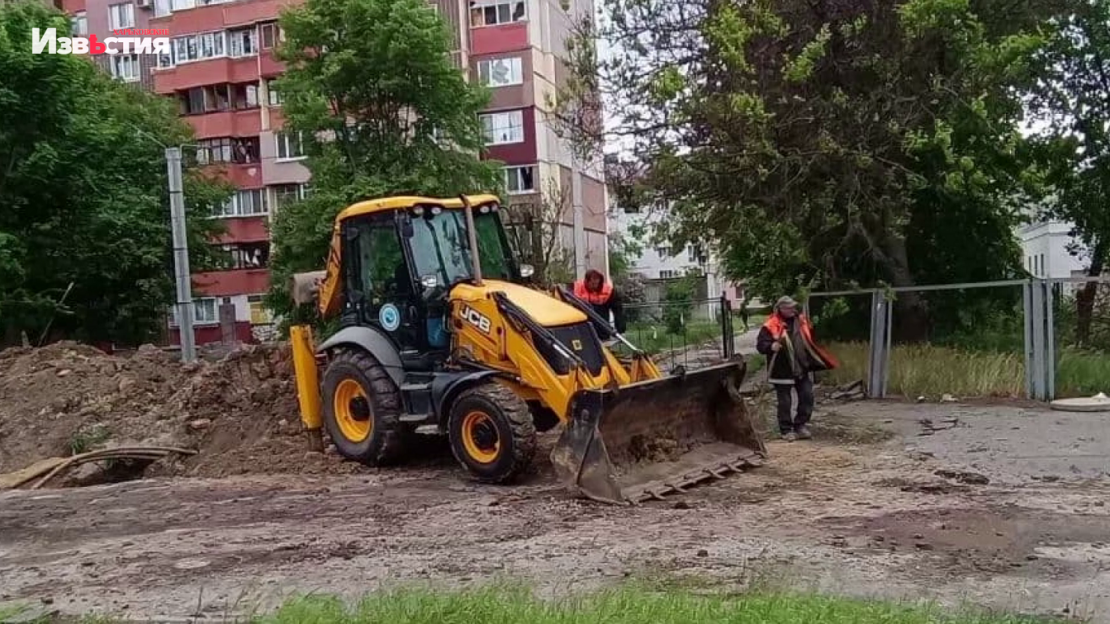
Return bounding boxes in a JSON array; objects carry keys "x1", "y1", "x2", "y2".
[
  {"x1": 421, "y1": 274, "x2": 440, "y2": 289},
  {"x1": 520, "y1": 264, "x2": 535, "y2": 279}
]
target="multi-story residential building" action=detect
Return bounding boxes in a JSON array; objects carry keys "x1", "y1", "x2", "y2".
[
  {"x1": 60, "y1": 0, "x2": 608, "y2": 346},
  {"x1": 610, "y1": 199, "x2": 746, "y2": 307}
]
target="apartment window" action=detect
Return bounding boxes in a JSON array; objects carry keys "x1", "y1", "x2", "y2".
[
  {"x1": 477, "y1": 57, "x2": 523, "y2": 88},
  {"x1": 108, "y1": 2, "x2": 134, "y2": 30},
  {"x1": 272, "y1": 183, "x2": 309, "y2": 208},
  {"x1": 504, "y1": 165, "x2": 535, "y2": 194},
  {"x1": 172, "y1": 31, "x2": 226, "y2": 64},
  {"x1": 660, "y1": 270, "x2": 680, "y2": 279},
  {"x1": 196, "y1": 137, "x2": 259, "y2": 165},
  {"x1": 248, "y1": 295, "x2": 273, "y2": 325},
  {"x1": 219, "y1": 242, "x2": 269, "y2": 269},
  {"x1": 153, "y1": 0, "x2": 170, "y2": 18},
  {"x1": 71, "y1": 11, "x2": 87, "y2": 36},
  {"x1": 688, "y1": 244, "x2": 705, "y2": 262},
  {"x1": 157, "y1": 51, "x2": 173, "y2": 68},
  {"x1": 469, "y1": 0, "x2": 526, "y2": 27},
  {"x1": 214, "y1": 189, "x2": 268, "y2": 218},
  {"x1": 479, "y1": 110, "x2": 524, "y2": 145},
  {"x1": 229, "y1": 27, "x2": 257, "y2": 57},
  {"x1": 110, "y1": 54, "x2": 140, "y2": 82},
  {"x1": 260, "y1": 22, "x2": 280, "y2": 49},
  {"x1": 170, "y1": 0, "x2": 194, "y2": 11},
  {"x1": 266, "y1": 79, "x2": 281, "y2": 106},
  {"x1": 656, "y1": 246, "x2": 671, "y2": 257},
  {"x1": 275, "y1": 131, "x2": 305, "y2": 160},
  {"x1": 171, "y1": 298, "x2": 218, "y2": 326}
]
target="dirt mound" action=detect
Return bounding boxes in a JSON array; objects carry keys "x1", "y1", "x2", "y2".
[
  {"x1": 0, "y1": 341, "x2": 360, "y2": 483},
  {"x1": 0, "y1": 341, "x2": 182, "y2": 474}
]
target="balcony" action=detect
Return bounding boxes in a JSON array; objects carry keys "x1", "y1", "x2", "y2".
[
  {"x1": 149, "y1": 0, "x2": 298, "y2": 33},
  {"x1": 192, "y1": 267, "x2": 270, "y2": 297},
  {"x1": 184, "y1": 108, "x2": 262, "y2": 139},
  {"x1": 470, "y1": 21, "x2": 529, "y2": 57},
  {"x1": 153, "y1": 56, "x2": 260, "y2": 93},
  {"x1": 212, "y1": 214, "x2": 269, "y2": 243}
]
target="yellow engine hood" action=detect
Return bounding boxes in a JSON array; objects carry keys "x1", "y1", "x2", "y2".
[{"x1": 451, "y1": 280, "x2": 586, "y2": 327}]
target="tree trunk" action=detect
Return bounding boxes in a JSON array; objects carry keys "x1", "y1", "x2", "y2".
[
  {"x1": 1075, "y1": 239, "x2": 1106, "y2": 347},
  {"x1": 881, "y1": 233, "x2": 930, "y2": 342}
]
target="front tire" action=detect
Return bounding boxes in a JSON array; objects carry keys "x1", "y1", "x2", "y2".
[
  {"x1": 447, "y1": 381, "x2": 536, "y2": 483},
  {"x1": 320, "y1": 348, "x2": 407, "y2": 466}
]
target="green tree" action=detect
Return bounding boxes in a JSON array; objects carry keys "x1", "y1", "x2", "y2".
[
  {"x1": 0, "y1": 1, "x2": 226, "y2": 347},
  {"x1": 265, "y1": 0, "x2": 502, "y2": 327},
  {"x1": 569, "y1": 0, "x2": 1051, "y2": 339},
  {"x1": 1027, "y1": 0, "x2": 1110, "y2": 346}
]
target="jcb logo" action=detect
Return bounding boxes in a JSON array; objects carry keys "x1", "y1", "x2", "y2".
[{"x1": 460, "y1": 305, "x2": 492, "y2": 334}]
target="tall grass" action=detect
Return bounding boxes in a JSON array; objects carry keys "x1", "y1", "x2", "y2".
[
  {"x1": 821, "y1": 341, "x2": 1110, "y2": 398},
  {"x1": 258, "y1": 585, "x2": 1060, "y2": 624}
]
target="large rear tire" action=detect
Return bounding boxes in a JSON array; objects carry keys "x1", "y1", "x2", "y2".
[
  {"x1": 321, "y1": 348, "x2": 407, "y2": 466},
  {"x1": 447, "y1": 381, "x2": 536, "y2": 484}
]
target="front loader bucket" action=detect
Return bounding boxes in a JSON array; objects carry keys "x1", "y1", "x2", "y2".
[{"x1": 549, "y1": 358, "x2": 767, "y2": 504}]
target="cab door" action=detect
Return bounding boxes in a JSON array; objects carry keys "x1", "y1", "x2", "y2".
[{"x1": 340, "y1": 212, "x2": 422, "y2": 350}]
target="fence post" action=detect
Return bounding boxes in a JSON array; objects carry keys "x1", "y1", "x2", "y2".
[
  {"x1": 1022, "y1": 281, "x2": 1034, "y2": 399},
  {"x1": 1030, "y1": 280, "x2": 1047, "y2": 401},
  {"x1": 1044, "y1": 280, "x2": 1056, "y2": 400},
  {"x1": 720, "y1": 295, "x2": 734, "y2": 359},
  {"x1": 867, "y1": 290, "x2": 889, "y2": 399}
]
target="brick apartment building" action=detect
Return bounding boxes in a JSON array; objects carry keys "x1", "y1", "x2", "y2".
[{"x1": 58, "y1": 0, "x2": 609, "y2": 346}]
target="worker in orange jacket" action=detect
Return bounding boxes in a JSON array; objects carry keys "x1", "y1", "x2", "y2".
[
  {"x1": 756, "y1": 296, "x2": 838, "y2": 441},
  {"x1": 573, "y1": 269, "x2": 627, "y2": 336}
]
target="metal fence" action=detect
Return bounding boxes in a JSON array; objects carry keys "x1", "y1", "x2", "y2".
[
  {"x1": 803, "y1": 277, "x2": 1110, "y2": 401},
  {"x1": 613, "y1": 297, "x2": 738, "y2": 371}
]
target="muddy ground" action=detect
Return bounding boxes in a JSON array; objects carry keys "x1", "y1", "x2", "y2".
[{"x1": 2, "y1": 399, "x2": 1109, "y2": 622}]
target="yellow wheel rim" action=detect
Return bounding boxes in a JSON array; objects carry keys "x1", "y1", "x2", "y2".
[
  {"x1": 461, "y1": 411, "x2": 500, "y2": 464},
  {"x1": 333, "y1": 378, "x2": 372, "y2": 443}
]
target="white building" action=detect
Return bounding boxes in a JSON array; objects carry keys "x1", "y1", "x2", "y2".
[
  {"x1": 1017, "y1": 219, "x2": 1088, "y2": 295},
  {"x1": 610, "y1": 204, "x2": 744, "y2": 305}
]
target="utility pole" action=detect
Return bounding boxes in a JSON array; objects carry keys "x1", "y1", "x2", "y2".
[{"x1": 166, "y1": 146, "x2": 196, "y2": 363}]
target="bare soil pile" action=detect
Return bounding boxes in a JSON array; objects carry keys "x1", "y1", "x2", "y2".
[{"x1": 0, "y1": 341, "x2": 358, "y2": 480}]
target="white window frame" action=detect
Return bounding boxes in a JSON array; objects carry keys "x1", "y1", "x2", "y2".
[
  {"x1": 503, "y1": 165, "x2": 535, "y2": 194},
  {"x1": 275, "y1": 131, "x2": 305, "y2": 161},
  {"x1": 259, "y1": 22, "x2": 280, "y2": 49},
  {"x1": 110, "y1": 54, "x2": 141, "y2": 82},
  {"x1": 479, "y1": 110, "x2": 524, "y2": 146},
  {"x1": 271, "y1": 183, "x2": 309, "y2": 208},
  {"x1": 228, "y1": 27, "x2": 258, "y2": 58},
  {"x1": 172, "y1": 30, "x2": 227, "y2": 65},
  {"x1": 469, "y1": 0, "x2": 527, "y2": 27},
  {"x1": 171, "y1": 298, "x2": 218, "y2": 326},
  {"x1": 170, "y1": 0, "x2": 194, "y2": 11},
  {"x1": 108, "y1": 2, "x2": 134, "y2": 30},
  {"x1": 71, "y1": 11, "x2": 87, "y2": 36},
  {"x1": 247, "y1": 294, "x2": 273, "y2": 325},
  {"x1": 213, "y1": 188, "x2": 268, "y2": 218},
  {"x1": 266, "y1": 78, "x2": 281, "y2": 106},
  {"x1": 477, "y1": 57, "x2": 523, "y2": 88}
]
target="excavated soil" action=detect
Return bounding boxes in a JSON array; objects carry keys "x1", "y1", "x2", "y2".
[{"x1": 0, "y1": 341, "x2": 356, "y2": 482}]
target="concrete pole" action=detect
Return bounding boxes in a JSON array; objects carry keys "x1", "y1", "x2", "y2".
[
  {"x1": 572, "y1": 151, "x2": 587, "y2": 279},
  {"x1": 166, "y1": 146, "x2": 196, "y2": 363}
]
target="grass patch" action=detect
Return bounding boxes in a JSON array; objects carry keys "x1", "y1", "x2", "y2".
[
  {"x1": 253, "y1": 585, "x2": 1061, "y2": 624},
  {"x1": 68, "y1": 423, "x2": 110, "y2": 455},
  {"x1": 622, "y1": 321, "x2": 722, "y2": 356},
  {"x1": 822, "y1": 341, "x2": 1110, "y2": 399}
]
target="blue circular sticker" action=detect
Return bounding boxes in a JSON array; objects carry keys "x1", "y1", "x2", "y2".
[{"x1": 378, "y1": 304, "x2": 401, "y2": 331}]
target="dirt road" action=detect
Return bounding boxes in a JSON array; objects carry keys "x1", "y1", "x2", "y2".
[{"x1": 2, "y1": 400, "x2": 1109, "y2": 622}]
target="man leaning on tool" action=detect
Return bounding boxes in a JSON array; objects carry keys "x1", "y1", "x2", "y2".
[
  {"x1": 573, "y1": 269, "x2": 627, "y2": 336},
  {"x1": 756, "y1": 296, "x2": 839, "y2": 442}
]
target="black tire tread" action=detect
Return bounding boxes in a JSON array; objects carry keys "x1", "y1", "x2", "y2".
[
  {"x1": 322, "y1": 348, "x2": 406, "y2": 466},
  {"x1": 452, "y1": 381, "x2": 536, "y2": 484}
]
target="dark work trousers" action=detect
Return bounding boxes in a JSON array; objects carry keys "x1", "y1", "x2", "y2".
[{"x1": 774, "y1": 375, "x2": 815, "y2": 434}]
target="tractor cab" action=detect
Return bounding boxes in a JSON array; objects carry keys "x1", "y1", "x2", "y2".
[{"x1": 332, "y1": 195, "x2": 534, "y2": 369}]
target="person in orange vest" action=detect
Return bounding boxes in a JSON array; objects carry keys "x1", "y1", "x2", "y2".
[
  {"x1": 573, "y1": 269, "x2": 627, "y2": 335},
  {"x1": 756, "y1": 296, "x2": 838, "y2": 441}
]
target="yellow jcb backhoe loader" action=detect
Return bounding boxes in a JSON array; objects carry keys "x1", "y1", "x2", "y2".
[{"x1": 288, "y1": 193, "x2": 767, "y2": 504}]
